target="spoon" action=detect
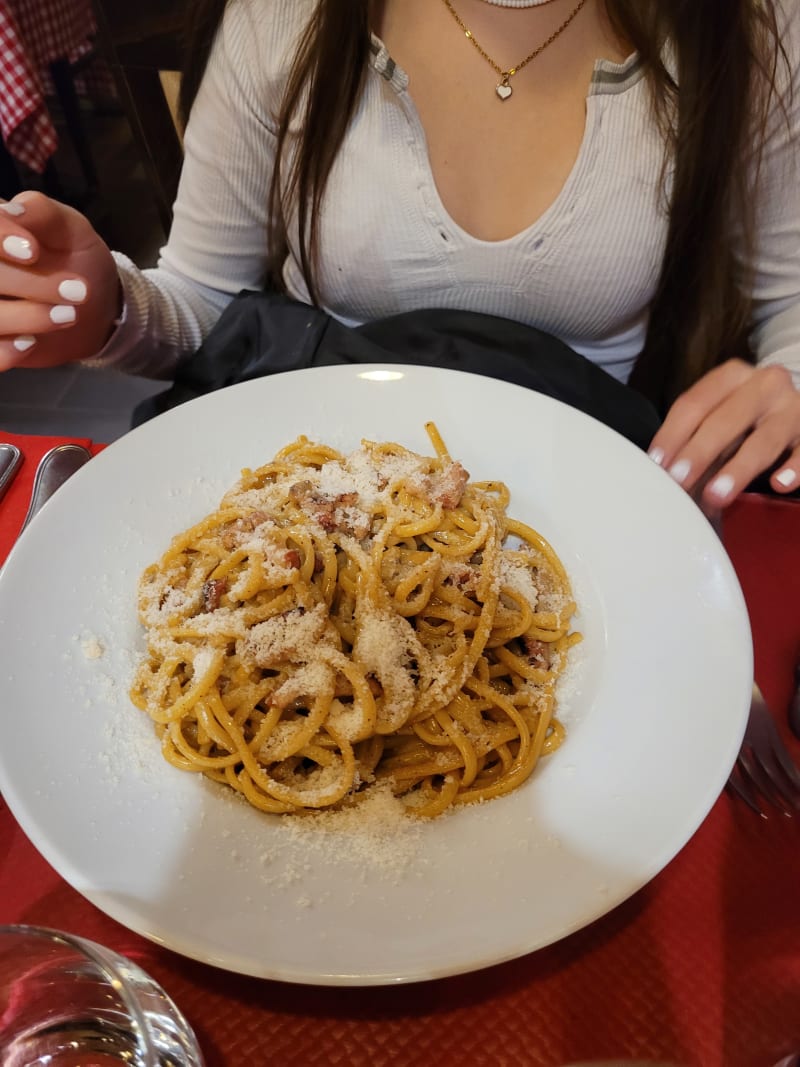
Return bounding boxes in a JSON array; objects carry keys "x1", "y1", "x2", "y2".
[{"x1": 18, "y1": 444, "x2": 92, "y2": 535}]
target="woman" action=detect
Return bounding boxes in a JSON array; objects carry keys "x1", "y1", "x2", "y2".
[{"x1": 0, "y1": 0, "x2": 798, "y2": 505}]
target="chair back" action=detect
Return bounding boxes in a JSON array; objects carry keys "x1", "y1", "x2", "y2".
[{"x1": 92, "y1": 0, "x2": 185, "y2": 232}]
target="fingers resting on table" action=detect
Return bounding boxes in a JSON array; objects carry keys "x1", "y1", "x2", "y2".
[{"x1": 649, "y1": 359, "x2": 800, "y2": 507}]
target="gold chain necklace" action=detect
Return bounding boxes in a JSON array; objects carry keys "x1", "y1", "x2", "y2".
[{"x1": 441, "y1": 0, "x2": 590, "y2": 100}]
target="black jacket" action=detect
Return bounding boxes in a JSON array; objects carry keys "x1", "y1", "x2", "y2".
[{"x1": 134, "y1": 289, "x2": 661, "y2": 450}]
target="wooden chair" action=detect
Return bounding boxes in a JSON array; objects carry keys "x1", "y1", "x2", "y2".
[
  {"x1": 91, "y1": 0, "x2": 186, "y2": 233},
  {"x1": 0, "y1": 135, "x2": 22, "y2": 201}
]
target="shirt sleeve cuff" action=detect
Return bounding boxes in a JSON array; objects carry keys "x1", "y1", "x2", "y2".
[{"x1": 79, "y1": 253, "x2": 147, "y2": 371}]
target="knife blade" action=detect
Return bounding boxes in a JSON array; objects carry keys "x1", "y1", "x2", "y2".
[
  {"x1": 0, "y1": 443, "x2": 22, "y2": 505},
  {"x1": 18, "y1": 444, "x2": 92, "y2": 536}
]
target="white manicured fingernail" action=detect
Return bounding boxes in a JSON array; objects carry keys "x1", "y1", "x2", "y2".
[
  {"x1": 57, "y1": 279, "x2": 87, "y2": 302},
  {"x1": 2, "y1": 234, "x2": 33, "y2": 260},
  {"x1": 0, "y1": 202, "x2": 25, "y2": 217},
  {"x1": 775, "y1": 468, "x2": 798, "y2": 489},
  {"x1": 50, "y1": 304, "x2": 76, "y2": 324},
  {"x1": 648, "y1": 447, "x2": 665, "y2": 466},
  {"x1": 708, "y1": 473, "x2": 735, "y2": 500},
  {"x1": 13, "y1": 335, "x2": 36, "y2": 352},
  {"x1": 669, "y1": 458, "x2": 692, "y2": 484}
]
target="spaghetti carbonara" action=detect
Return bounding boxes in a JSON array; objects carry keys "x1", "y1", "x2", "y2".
[{"x1": 130, "y1": 426, "x2": 580, "y2": 818}]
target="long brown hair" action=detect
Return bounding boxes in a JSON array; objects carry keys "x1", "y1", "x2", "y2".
[{"x1": 179, "y1": 0, "x2": 788, "y2": 413}]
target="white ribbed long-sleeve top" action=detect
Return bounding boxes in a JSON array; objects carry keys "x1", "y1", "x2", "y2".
[{"x1": 96, "y1": 0, "x2": 800, "y2": 387}]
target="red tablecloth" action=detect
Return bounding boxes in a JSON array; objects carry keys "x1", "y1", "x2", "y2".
[
  {"x1": 1, "y1": 432, "x2": 799, "y2": 1067},
  {"x1": 0, "y1": 2, "x2": 57, "y2": 172}
]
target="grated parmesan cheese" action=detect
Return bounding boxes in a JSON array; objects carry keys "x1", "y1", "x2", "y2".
[
  {"x1": 238, "y1": 604, "x2": 333, "y2": 668},
  {"x1": 499, "y1": 556, "x2": 539, "y2": 609},
  {"x1": 275, "y1": 781, "x2": 424, "y2": 879},
  {"x1": 81, "y1": 634, "x2": 105, "y2": 660}
]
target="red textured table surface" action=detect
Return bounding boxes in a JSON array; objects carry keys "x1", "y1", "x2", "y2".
[{"x1": 1, "y1": 432, "x2": 799, "y2": 1067}]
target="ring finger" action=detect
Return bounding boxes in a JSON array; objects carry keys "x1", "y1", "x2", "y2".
[
  {"x1": 0, "y1": 259, "x2": 89, "y2": 307},
  {"x1": 0, "y1": 297, "x2": 79, "y2": 339}
]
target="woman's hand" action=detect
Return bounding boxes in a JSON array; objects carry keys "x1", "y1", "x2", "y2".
[
  {"x1": 0, "y1": 192, "x2": 121, "y2": 371},
  {"x1": 648, "y1": 358, "x2": 800, "y2": 507}
]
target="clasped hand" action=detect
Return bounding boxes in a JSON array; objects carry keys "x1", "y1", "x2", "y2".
[{"x1": 0, "y1": 192, "x2": 119, "y2": 370}]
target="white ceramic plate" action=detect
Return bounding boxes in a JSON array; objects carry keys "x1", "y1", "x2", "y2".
[{"x1": 0, "y1": 365, "x2": 751, "y2": 985}]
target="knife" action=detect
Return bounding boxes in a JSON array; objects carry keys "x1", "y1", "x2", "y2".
[
  {"x1": 0, "y1": 444, "x2": 22, "y2": 505},
  {"x1": 18, "y1": 444, "x2": 93, "y2": 536}
]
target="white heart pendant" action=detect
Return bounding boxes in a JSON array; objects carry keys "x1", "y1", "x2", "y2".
[{"x1": 496, "y1": 83, "x2": 512, "y2": 101}]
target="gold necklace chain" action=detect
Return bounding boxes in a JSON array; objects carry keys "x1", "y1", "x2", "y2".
[{"x1": 441, "y1": 0, "x2": 590, "y2": 100}]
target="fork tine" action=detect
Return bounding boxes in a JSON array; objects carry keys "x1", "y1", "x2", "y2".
[
  {"x1": 728, "y1": 682, "x2": 800, "y2": 818},
  {"x1": 738, "y1": 747, "x2": 795, "y2": 817},
  {"x1": 767, "y1": 730, "x2": 800, "y2": 792},
  {"x1": 732, "y1": 684, "x2": 800, "y2": 816},
  {"x1": 726, "y1": 769, "x2": 767, "y2": 818}
]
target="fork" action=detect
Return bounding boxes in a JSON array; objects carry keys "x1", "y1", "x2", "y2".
[
  {"x1": 727, "y1": 683, "x2": 800, "y2": 818},
  {"x1": 0, "y1": 443, "x2": 22, "y2": 504}
]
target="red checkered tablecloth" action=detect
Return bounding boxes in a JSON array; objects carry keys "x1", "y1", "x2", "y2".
[
  {"x1": 0, "y1": 2, "x2": 57, "y2": 172},
  {"x1": 5, "y1": 0, "x2": 96, "y2": 69}
]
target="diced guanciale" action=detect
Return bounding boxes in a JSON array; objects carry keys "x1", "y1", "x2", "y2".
[
  {"x1": 220, "y1": 510, "x2": 269, "y2": 549},
  {"x1": 432, "y1": 462, "x2": 469, "y2": 509},
  {"x1": 410, "y1": 461, "x2": 470, "y2": 510},
  {"x1": 444, "y1": 563, "x2": 479, "y2": 592},
  {"x1": 522, "y1": 636, "x2": 553, "y2": 669},
  {"x1": 201, "y1": 578, "x2": 228, "y2": 612},
  {"x1": 288, "y1": 482, "x2": 369, "y2": 538}
]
